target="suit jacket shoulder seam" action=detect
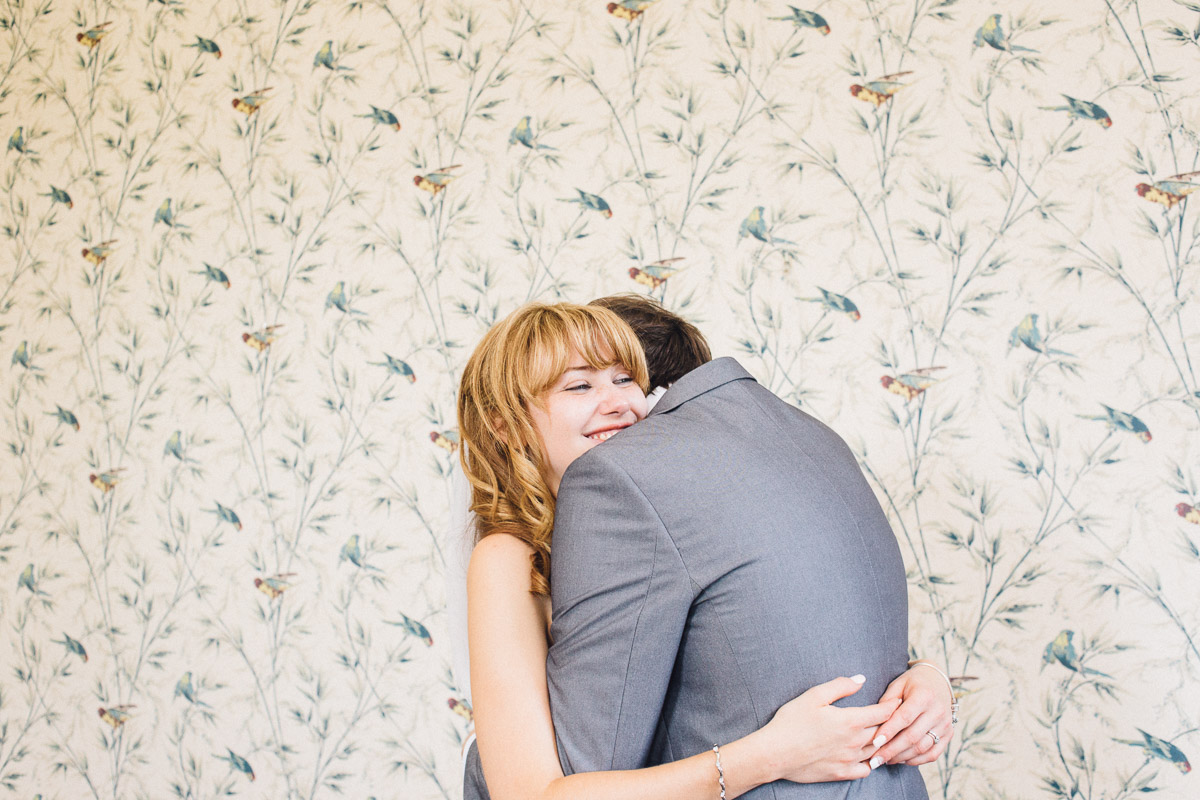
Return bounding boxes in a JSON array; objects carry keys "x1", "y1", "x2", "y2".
[{"x1": 596, "y1": 450, "x2": 699, "y2": 595}]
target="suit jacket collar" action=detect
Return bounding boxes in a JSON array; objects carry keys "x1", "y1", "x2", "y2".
[{"x1": 648, "y1": 357, "x2": 756, "y2": 416}]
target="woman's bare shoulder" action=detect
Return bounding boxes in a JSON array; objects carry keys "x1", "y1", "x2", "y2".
[{"x1": 469, "y1": 533, "x2": 535, "y2": 582}]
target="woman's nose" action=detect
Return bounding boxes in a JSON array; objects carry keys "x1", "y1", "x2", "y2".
[{"x1": 597, "y1": 383, "x2": 630, "y2": 413}]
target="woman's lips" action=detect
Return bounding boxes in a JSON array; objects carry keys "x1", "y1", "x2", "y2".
[{"x1": 586, "y1": 424, "x2": 630, "y2": 442}]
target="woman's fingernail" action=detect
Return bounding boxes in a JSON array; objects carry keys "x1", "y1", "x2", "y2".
[
  {"x1": 872, "y1": 734, "x2": 887, "y2": 748},
  {"x1": 869, "y1": 756, "x2": 883, "y2": 769},
  {"x1": 850, "y1": 674, "x2": 866, "y2": 684}
]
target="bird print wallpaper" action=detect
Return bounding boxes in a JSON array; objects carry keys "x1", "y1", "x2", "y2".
[{"x1": 1, "y1": 1, "x2": 1198, "y2": 798}]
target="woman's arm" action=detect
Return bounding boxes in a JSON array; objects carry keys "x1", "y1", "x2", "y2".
[{"x1": 468, "y1": 534, "x2": 900, "y2": 800}]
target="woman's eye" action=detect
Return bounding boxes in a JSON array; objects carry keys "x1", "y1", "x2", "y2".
[
  {"x1": 614, "y1": 376, "x2": 633, "y2": 385},
  {"x1": 565, "y1": 383, "x2": 590, "y2": 392}
]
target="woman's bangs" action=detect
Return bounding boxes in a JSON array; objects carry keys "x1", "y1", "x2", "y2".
[
  {"x1": 572, "y1": 320, "x2": 621, "y2": 371},
  {"x1": 520, "y1": 314, "x2": 578, "y2": 396},
  {"x1": 512, "y1": 304, "x2": 649, "y2": 397},
  {"x1": 584, "y1": 313, "x2": 649, "y2": 390}
]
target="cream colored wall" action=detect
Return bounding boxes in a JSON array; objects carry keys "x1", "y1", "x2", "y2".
[{"x1": 2, "y1": 1, "x2": 1198, "y2": 798}]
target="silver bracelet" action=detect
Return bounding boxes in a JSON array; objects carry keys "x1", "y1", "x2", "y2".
[
  {"x1": 910, "y1": 661, "x2": 960, "y2": 726},
  {"x1": 712, "y1": 744, "x2": 726, "y2": 800}
]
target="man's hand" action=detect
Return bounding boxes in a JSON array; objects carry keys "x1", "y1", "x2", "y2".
[{"x1": 867, "y1": 663, "x2": 954, "y2": 767}]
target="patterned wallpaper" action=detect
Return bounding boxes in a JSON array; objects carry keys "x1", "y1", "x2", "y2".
[{"x1": 2, "y1": 1, "x2": 1198, "y2": 798}]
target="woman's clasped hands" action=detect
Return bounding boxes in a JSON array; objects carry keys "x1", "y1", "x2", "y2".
[{"x1": 750, "y1": 666, "x2": 954, "y2": 784}]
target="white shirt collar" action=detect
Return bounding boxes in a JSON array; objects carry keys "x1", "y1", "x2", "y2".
[{"x1": 645, "y1": 384, "x2": 669, "y2": 412}]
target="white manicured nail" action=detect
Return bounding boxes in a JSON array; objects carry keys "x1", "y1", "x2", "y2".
[
  {"x1": 873, "y1": 734, "x2": 887, "y2": 748},
  {"x1": 869, "y1": 756, "x2": 883, "y2": 770},
  {"x1": 850, "y1": 674, "x2": 866, "y2": 684}
]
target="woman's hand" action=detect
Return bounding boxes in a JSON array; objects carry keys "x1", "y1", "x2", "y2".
[
  {"x1": 867, "y1": 663, "x2": 954, "y2": 767},
  {"x1": 752, "y1": 674, "x2": 902, "y2": 784}
]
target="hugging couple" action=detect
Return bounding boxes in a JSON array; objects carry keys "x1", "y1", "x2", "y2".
[{"x1": 448, "y1": 295, "x2": 956, "y2": 800}]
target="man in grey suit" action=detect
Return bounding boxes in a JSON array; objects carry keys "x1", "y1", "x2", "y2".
[{"x1": 544, "y1": 296, "x2": 948, "y2": 797}]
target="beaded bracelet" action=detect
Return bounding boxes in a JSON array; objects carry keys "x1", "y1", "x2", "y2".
[
  {"x1": 909, "y1": 661, "x2": 960, "y2": 726},
  {"x1": 712, "y1": 744, "x2": 726, "y2": 800}
]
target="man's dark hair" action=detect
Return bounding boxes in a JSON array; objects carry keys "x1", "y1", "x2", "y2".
[{"x1": 590, "y1": 294, "x2": 711, "y2": 388}]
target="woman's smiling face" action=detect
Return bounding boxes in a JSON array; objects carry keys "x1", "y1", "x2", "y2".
[{"x1": 528, "y1": 349, "x2": 648, "y2": 496}]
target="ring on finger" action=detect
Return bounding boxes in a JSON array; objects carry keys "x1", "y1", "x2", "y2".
[{"x1": 926, "y1": 730, "x2": 940, "y2": 745}]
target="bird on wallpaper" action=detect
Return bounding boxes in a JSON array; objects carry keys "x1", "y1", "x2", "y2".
[
  {"x1": 18, "y1": 563, "x2": 37, "y2": 593},
  {"x1": 1083, "y1": 404, "x2": 1152, "y2": 442},
  {"x1": 340, "y1": 535, "x2": 380, "y2": 571},
  {"x1": 377, "y1": 354, "x2": 416, "y2": 382},
  {"x1": 153, "y1": 198, "x2": 183, "y2": 228},
  {"x1": 509, "y1": 116, "x2": 555, "y2": 150},
  {"x1": 216, "y1": 749, "x2": 256, "y2": 781},
  {"x1": 213, "y1": 502, "x2": 243, "y2": 531},
  {"x1": 232, "y1": 88, "x2": 271, "y2": 116},
  {"x1": 629, "y1": 258, "x2": 684, "y2": 291},
  {"x1": 1041, "y1": 630, "x2": 1111, "y2": 677},
  {"x1": 82, "y1": 240, "x2": 116, "y2": 265},
  {"x1": 12, "y1": 341, "x2": 32, "y2": 368},
  {"x1": 850, "y1": 72, "x2": 912, "y2": 107},
  {"x1": 1135, "y1": 172, "x2": 1200, "y2": 209},
  {"x1": 175, "y1": 672, "x2": 197, "y2": 703},
  {"x1": 98, "y1": 705, "x2": 135, "y2": 729},
  {"x1": 198, "y1": 262, "x2": 231, "y2": 288},
  {"x1": 880, "y1": 367, "x2": 945, "y2": 401},
  {"x1": 186, "y1": 35, "x2": 222, "y2": 59},
  {"x1": 76, "y1": 22, "x2": 113, "y2": 49},
  {"x1": 360, "y1": 105, "x2": 402, "y2": 131},
  {"x1": 314, "y1": 40, "x2": 337, "y2": 69},
  {"x1": 386, "y1": 611, "x2": 434, "y2": 646},
  {"x1": 242, "y1": 324, "x2": 283, "y2": 352},
  {"x1": 45, "y1": 186, "x2": 73, "y2": 209},
  {"x1": 801, "y1": 287, "x2": 861, "y2": 321},
  {"x1": 54, "y1": 632, "x2": 88, "y2": 662},
  {"x1": 973, "y1": 14, "x2": 1034, "y2": 53},
  {"x1": 566, "y1": 188, "x2": 613, "y2": 218},
  {"x1": 164, "y1": 430, "x2": 184, "y2": 460},
  {"x1": 254, "y1": 573, "x2": 294, "y2": 600},
  {"x1": 1114, "y1": 729, "x2": 1192, "y2": 773},
  {"x1": 1040, "y1": 95, "x2": 1112, "y2": 128},
  {"x1": 607, "y1": 0, "x2": 657, "y2": 22},
  {"x1": 740, "y1": 206, "x2": 769, "y2": 242},
  {"x1": 326, "y1": 281, "x2": 363, "y2": 314},
  {"x1": 413, "y1": 165, "x2": 461, "y2": 195},
  {"x1": 175, "y1": 672, "x2": 211, "y2": 707},
  {"x1": 430, "y1": 429, "x2": 460, "y2": 453},
  {"x1": 89, "y1": 469, "x2": 125, "y2": 492},
  {"x1": 448, "y1": 696, "x2": 474, "y2": 723},
  {"x1": 768, "y1": 7, "x2": 831, "y2": 35},
  {"x1": 8, "y1": 126, "x2": 28, "y2": 153},
  {"x1": 48, "y1": 405, "x2": 81, "y2": 431},
  {"x1": 1177, "y1": 502, "x2": 1200, "y2": 524},
  {"x1": 1008, "y1": 314, "x2": 1071, "y2": 356},
  {"x1": 738, "y1": 206, "x2": 795, "y2": 245}
]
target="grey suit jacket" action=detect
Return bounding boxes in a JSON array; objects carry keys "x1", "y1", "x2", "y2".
[
  {"x1": 463, "y1": 738, "x2": 489, "y2": 800},
  {"x1": 546, "y1": 357, "x2": 928, "y2": 799}
]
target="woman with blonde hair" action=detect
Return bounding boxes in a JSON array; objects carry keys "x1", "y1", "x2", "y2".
[{"x1": 455, "y1": 301, "x2": 920, "y2": 800}]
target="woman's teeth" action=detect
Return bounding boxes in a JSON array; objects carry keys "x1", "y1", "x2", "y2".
[{"x1": 588, "y1": 430, "x2": 618, "y2": 441}]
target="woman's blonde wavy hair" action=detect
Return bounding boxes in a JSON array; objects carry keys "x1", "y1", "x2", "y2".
[{"x1": 457, "y1": 303, "x2": 649, "y2": 595}]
